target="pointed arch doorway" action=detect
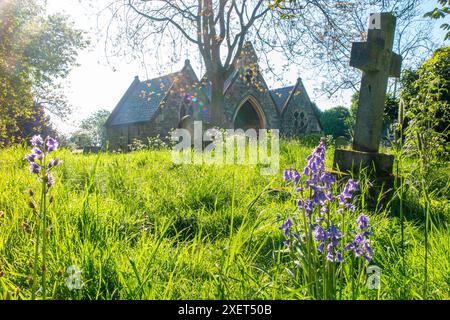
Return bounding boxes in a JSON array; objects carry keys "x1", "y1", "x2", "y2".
[{"x1": 233, "y1": 96, "x2": 266, "y2": 131}]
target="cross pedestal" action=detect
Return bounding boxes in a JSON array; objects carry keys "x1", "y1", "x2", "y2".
[{"x1": 333, "y1": 13, "x2": 401, "y2": 178}]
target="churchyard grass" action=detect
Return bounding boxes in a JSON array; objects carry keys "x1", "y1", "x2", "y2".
[{"x1": 0, "y1": 140, "x2": 448, "y2": 300}]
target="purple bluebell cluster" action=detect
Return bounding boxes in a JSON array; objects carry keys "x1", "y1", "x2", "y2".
[
  {"x1": 281, "y1": 217, "x2": 300, "y2": 247},
  {"x1": 337, "y1": 179, "x2": 358, "y2": 213},
  {"x1": 345, "y1": 214, "x2": 373, "y2": 262},
  {"x1": 24, "y1": 135, "x2": 60, "y2": 190},
  {"x1": 283, "y1": 169, "x2": 300, "y2": 185},
  {"x1": 281, "y1": 139, "x2": 373, "y2": 264},
  {"x1": 314, "y1": 225, "x2": 344, "y2": 262}
]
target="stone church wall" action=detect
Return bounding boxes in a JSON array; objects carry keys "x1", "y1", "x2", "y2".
[
  {"x1": 223, "y1": 72, "x2": 280, "y2": 129},
  {"x1": 280, "y1": 83, "x2": 321, "y2": 137}
]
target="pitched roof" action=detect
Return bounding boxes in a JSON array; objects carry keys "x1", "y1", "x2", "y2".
[
  {"x1": 108, "y1": 73, "x2": 177, "y2": 126},
  {"x1": 270, "y1": 86, "x2": 295, "y2": 111},
  {"x1": 200, "y1": 68, "x2": 239, "y2": 101}
]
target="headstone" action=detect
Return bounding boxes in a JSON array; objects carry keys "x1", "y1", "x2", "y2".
[
  {"x1": 335, "y1": 136, "x2": 350, "y2": 148},
  {"x1": 333, "y1": 13, "x2": 402, "y2": 177}
]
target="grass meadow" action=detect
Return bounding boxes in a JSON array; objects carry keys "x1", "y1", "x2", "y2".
[{"x1": 0, "y1": 139, "x2": 448, "y2": 300}]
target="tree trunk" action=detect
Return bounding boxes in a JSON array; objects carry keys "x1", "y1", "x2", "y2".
[{"x1": 208, "y1": 71, "x2": 228, "y2": 128}]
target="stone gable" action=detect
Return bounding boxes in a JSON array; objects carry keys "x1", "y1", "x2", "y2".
[{"x1": 105, "y1": 43, "x2": 322, "y2": 150}]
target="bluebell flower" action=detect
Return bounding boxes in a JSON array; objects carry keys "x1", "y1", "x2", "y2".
[
  {"x1": 31, "y1": 148, "x2": 43, "y2": 161},
  {"x1": 46, "y1": 137, "x2": 58, "y2": 153},
  {"x1": 25, "y1": 135, "x2": 60, "y2": 189},
  {"x1": 293, "y1": 170, "x2": 300, "y2": 184},
  {"x1": 31, "y1": 135, "x2": 44, "y2": 147},
  {"x1": 345, "y1": 214, "x2": 373, "y2": 262},
  {"x1": 24, "y1": 153, "x2": 36, "y2": 163},
  {"x1": 321, "y1": 172, "x2": 335, "y2": 190},
  {"x1": 45, "y1": 174, "x2": 55, "y2": 188},
  {"x1": 320, "y1": 206, "x2": 329, "y2": 215},
  {"x1": 314, "y1": 225, "x2": 327, "y2": 241},
  {"x1": 328, "y1": 225, "x2": 342, "y2": 237},
  {"x1": 297, "y1": 199, "x2": 313, "y2": 217},
  {"x1": 281, "y1": 218, "x2": 294, "y2": 237},
  {"x1": 48, "y1": 157, "x2": 61, "y2": 169},
  {"x1": 364, "y1": 241, "x2": 373, "y2": 255},
  {"x1": 283, "y1": 169, "x2": 300, "y2": 184},
  {"x1": 279, "y1": 140, "x2": 373, "y2": 266},
  {"x1": 29, "y1": 162, "x2": 41, "y2": 174},
  {"x1": 283, "y1": 169, "x2": 293, "y2": 181},
  {"x1": 356, "y1": 214, "x2": 369, "y2": 230},
  {"x1": 323, "y1": 225, "x2": 344, "y2": 262},
  {"x1": 335, "y1": 250, "x2": 344, "y2": 263},
  {"x1": 317, "y1": 242, "x2": 325, "y2": 253}
]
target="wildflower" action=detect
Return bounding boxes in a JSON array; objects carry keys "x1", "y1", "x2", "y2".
[
  {"x1": 25, "y1": 136, "x2": 60, "y2": 181},
  {"x1": 24, "y1": 135, "x2": 60, "y2": 300},
  {"x1": 31, "y1": 148, "x2": 43, "y2": 161},
  {"x1": 281, "y1": 218, "x2": 293, "y2": 237},
  {"x1": 328, "y1": 225, "x2": 342, "y2": 245},
  {"x1": 31, "y1": 135, "x2": 43, "y2": 147},
  {"x1": 313, "y1": 224, "x2": 344, "y2": 262},
  {"x1": 45, "y1": 174, "x2": 55, "y2": 188},
  {"x1": 24, "y1": 153, "x2": 36, "y2": 162},
  {"x1": 317, "y1": 242, "x2": 325, "y2": 253},
  {"x1": 335, "y1": 250, "x2": 344, "y2": 263},
  {"x1": 283, "y1": 169, "x2": 300, "y2": 184},
  {"x1": 341, "y1": 179, "x2": 358, "y2": 199},
  {"x1": 283, "y1": 169, "x2": 293, "y2": 181},
  {"x1": 297, "y1": 199, "x2": 313, "y2": 217},
  {"x1": 356, "y1": 214, "x2": 369, "y2": 230},
  {"x1": 345, "y1": 214, "x2": 373, "y2": 262},
  {"x1": 46, "y1": 137, "x2": 58, "y2": 153},
  {"x1": 320, "y1": 172, "x2": 335, "y2": 190},
  {"x1": 29, "y1": 162, "x2": 41, "y2": 174},
  {"x1": 48, "y1": 157, "x2": 61, "y2": 169},
  {"x1": 293, "y1": 170, "x2": 300, "y2": 184},
  {"x1": 337, "y1": 179, "x2": 359, "y2": 211},
  {"x1": 314, "y1": 225, "x2": 327, "y2": 242}
]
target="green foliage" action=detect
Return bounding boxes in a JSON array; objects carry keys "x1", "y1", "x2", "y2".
[
  {"x1": 401, "y1": 46, "x2": 450, "y2": 162},
  {"x1": 76, "y1": 109, "x2": 111, "y2": 148},
  {"x1": 349, "y1": 92, "x2": 399, "y2": 129},
  {"x1": 310, "y1": 102, "x2": 323, "y2": 128},
  {"x1": 268, "y1": 0, "x2": 298, "y2": 19},
  {"x1": 320, "y1": 106, "x2": 351, "y2": 138},
  {"x1": 0, "y1": 141, "x2": 448, "y2": 299},
  {"x1": 0, "y1": 0, "x2": 34, "y2": 147},
  {"x1": 424, "y1": 0, "x2": 450, "y2": 41},
  {"x1": 0, "y1": 0, "x2": 88, "y2": 146}
]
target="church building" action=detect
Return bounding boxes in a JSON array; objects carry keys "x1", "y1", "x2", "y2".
[{"x1": 104, "y1": 42, "x2": 322, "y2": 150}]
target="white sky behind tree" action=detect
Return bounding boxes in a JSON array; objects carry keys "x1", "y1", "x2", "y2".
[{"x1": 44, "y1": 0, "x2": 447, "y2": 134}]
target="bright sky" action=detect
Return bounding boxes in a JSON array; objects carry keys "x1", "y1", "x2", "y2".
[{"x1": 45, "y1": 0, "x2": 447, "y2": 133}]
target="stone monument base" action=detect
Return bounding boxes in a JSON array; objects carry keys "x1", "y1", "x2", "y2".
[
  {"x1": 333, "y1": 149, "x2": 395, "y2": 209},
  {"x1": 333, "y1": 149, "x2": 394, "y2": 176}
]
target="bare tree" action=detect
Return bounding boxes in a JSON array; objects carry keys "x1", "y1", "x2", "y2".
[{"x1": 100, "y1": 0, "x2": 434, "y2": 126}]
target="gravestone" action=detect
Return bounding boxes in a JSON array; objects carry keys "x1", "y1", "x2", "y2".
[{"x1": 334, "y1": 13, "x2": 402, "y2": 176}]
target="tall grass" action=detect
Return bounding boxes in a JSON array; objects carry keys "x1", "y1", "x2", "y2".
[{"x1": 0, "y1": 140, "x2": 448, "y2": 299}]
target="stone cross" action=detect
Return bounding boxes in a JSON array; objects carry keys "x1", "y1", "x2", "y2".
[{"x1": 351, "y1": 13, "x2": 402, "y2": 153}]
